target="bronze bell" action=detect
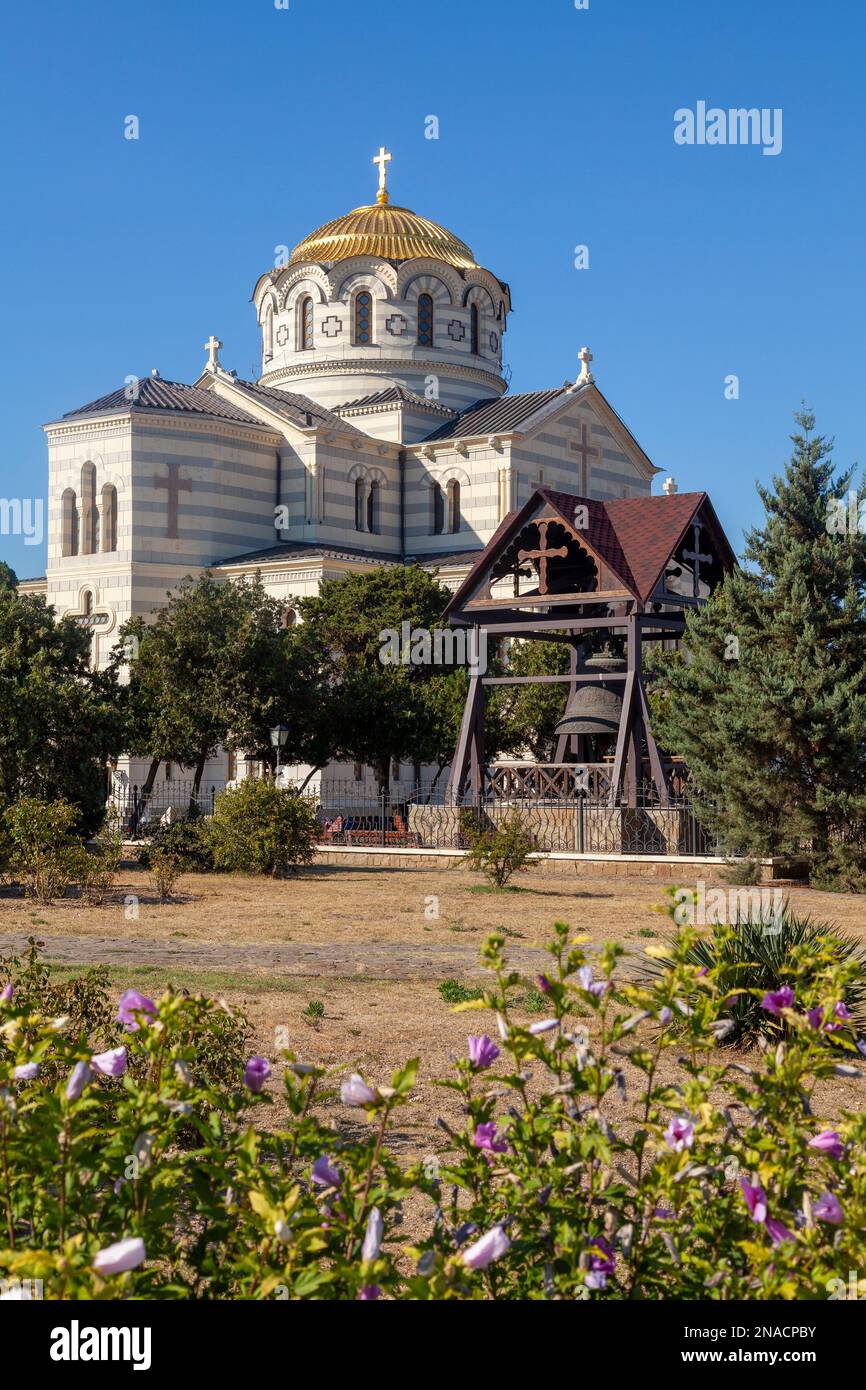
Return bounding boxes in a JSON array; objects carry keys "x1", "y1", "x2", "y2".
[{"x1": 554, "y1": 645, "x2": 626, "y2": 738}]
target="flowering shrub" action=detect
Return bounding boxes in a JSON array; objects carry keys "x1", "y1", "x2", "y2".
[{"x1": 1, "y1": 923, "x2": 865, "y2": 1300}]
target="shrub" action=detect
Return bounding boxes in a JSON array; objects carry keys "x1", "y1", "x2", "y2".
[
  {"x1": 75, "y1": 829, "x2": 123, "y2": 906},
  {"x1": 462, "y1": 811, "x2": 534, "y2": 888},
  {"x1": 138, "y1": 815, "x2": 215, "y2": 873},
  {"x1": 202, "y1": 780, "x2": 317, "y2": 877},
  {"x1": 2, "y1": 924, "x2": 866, "y2": 1300},
  {"x1": 3, "y1": 797, "x2": 80, "y2": 902},
  {"x1": 148, "y1": 848, "x2": 184, "y2": 902},
  {"x1": 645, "y1": 896, "x2": 866, "y2": 1046}
]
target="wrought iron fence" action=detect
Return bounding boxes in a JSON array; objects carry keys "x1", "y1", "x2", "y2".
[{"x1": 109, "y1": 780, "x2": 226, "y2": 836}]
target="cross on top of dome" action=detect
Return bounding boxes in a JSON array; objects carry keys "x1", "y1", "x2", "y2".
[{"x1": 373, "y1": 146, "x2": 393, "y2": 205}]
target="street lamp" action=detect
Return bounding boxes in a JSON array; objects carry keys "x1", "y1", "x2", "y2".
[{"x1": 269, "y1": 723, "x2": 290, "y2": 782}]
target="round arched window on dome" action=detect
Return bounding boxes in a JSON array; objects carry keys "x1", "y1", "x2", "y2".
[
  {"x1": 298, "y1": 296, "x2": 314, "y2": 351},
  {"x1": 354, "y1": 291, "x2": 374, "y2": 345},
  {"x1": 417, "y1": 293, "x2": 434, "y2": 347}
]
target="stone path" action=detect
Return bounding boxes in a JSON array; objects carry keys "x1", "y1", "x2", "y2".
[{"x1": 0, "y1": 932, "x2": 551, "y2": 982}]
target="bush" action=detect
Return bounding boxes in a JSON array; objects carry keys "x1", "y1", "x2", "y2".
[
  {"x1": 202, "y1": 780, "x2": 317, "y2": 877},
  {"x1": 3, "y1": 797, "x2": 81, "y2": 902},
  {"x1": 462, "y1": 811, "x2": 534, "y2": 888},
  {"x1": 148, "y1": 848, "x2": 184, "y2": 902},
  {"x1": 646, "y1": 896, "x2": 866, "y2": 1046},
  {"x1": 138, "y1": 815, "x2": 215, "y2": 873},
  {"x1": 2, "y1": 924, "x2": 866, "y2": 1300}
]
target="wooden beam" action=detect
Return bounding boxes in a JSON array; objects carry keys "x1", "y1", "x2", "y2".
[
  {"x1": 447, "y1": 674, "x2": 482, "y2": 804},
  {"x1": 481, "y1": 672, "x2": 628, "y2": 686}
]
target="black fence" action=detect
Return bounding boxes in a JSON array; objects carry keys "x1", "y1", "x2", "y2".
[{"x1": 110, "y1": 781, "x2": 226, "y2": 835}]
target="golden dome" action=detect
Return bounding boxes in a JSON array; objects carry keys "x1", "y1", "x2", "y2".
[{"x1": 289, "y1": 200, "x2": 478, "y2": 270}]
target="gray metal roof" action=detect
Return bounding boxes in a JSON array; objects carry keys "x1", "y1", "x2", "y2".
[
  {"x1": 422, "y1": 387, "x2": 567, "y2": 441},
  {"x1": 338, "y1": 385, "x2": 456, "y2": 415},
  {"x1": 227, "y1": 378, "x2": 365, "y2": 434},
  {"x1": 61, "y1": 377, "x2": 266, "y2": 425},
  {"x1": 213, "y1": 539, "x2": 402, "y2": 568}
]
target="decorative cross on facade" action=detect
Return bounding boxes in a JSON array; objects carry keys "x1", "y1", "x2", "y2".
[
  {"x1": 373, "y1": 146, "x2": 392, "y2": 203},
  {"x1": 154, "y1": 462, "x2": 192, "y2": 539},
  {"x1": 570, "y1": 422, "x2": 599, "y2": 487},
  {"x1": 71, "y1": 589, "x2": 113, "y2": 668},
  {"x1": 682, "y1": 522, "x2": 712, "y2": 597},
  {"x1": 204, "y1": 335, "x2": 223, "y2": 372},
  {"x1": 577, "y1": 345, "x2": 595, "y2": 385},
  {"x1": 517, "y1": 520, "x2": 570, "y2": 595}
]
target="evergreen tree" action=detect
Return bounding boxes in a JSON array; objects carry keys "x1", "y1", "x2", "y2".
[{"x1": 650, "y1": 411, "x2": 866, "y2": 886}]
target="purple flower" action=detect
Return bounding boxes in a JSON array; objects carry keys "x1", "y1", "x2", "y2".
[
  {"x1": 584, "y1": 1235, "x2": 615, "y2": 1290},
  {"x1": 664, "y1": 1115, "x2": 694, "y2": 1153},
  {"x1": 762, "y1": 985, "x2": 794, "y2": 1015},
  {"x1": 91, "y1": 1236, "x2": 146, "y2": 1276},
  {"x1": 468, "y1": 1035, "x2": 499, "y2": 1070},
  {"x1": 740, "y1": 1178, "x2": 768, "y2": 1226},
  {"x1": 473, "y1": 1121, "x2": 508, "y2": 1155},
  {"x1": 117, "y1": 989, "x2": 157, "y2": 1033},
  {"x1": 361, "y1": 1207, "x2": 383, "y2": 1262},
  {"x1": 535, "y1": 974, "x2": 552, "y2": 994},
  {"x1": 813, "y1": 1191, "x2": 844, "y2": 1226},
  {"x1": 91, "y1": 1046, "x2": 127, "y2": 1078},
  {"x1": 858, "y1": 1038, "x2": 866, "y2": 1058},
  {"x1": 341, "y1": 1073, "x2": 378, "y2": 1106},
  {"x1": 659, "y1": 1006, "x2": 673, "y2": 1025},
  {"x1": 462, "y1": 1224, "x2": 510, "y2": 1270},
  {"x1": 357, "y1": 1285, "x2": 381, "y2": 1300},
  {"x1": 809, "y1": 1129, "x2": 844, "y2": 1161},
  {"x1": 243, "y1": 1056, "x2": 271, "y2": 1093},
  {"x1": 824, "y1": 1001, "x2": 853, "y2": 1034},
  {"x1": 65, "y1": 1061, "x2": 92, "y2": 1101},
  {"x1": 0, "y1": 983, "x2": 12, "y2": 1004},
  {"x1": 311, "y1": 1155, "x2": 342, "y2": 1188},
  {"x1": 528, "y1": 1018, "x2": 559, "y2": 1035},
  {"x1": 13, "y1": 1063, "x2": 38, "y2": 1081},
  {"x1": 806, "y1": 1007, "x2": 825, "y2": 1030},
  {"x1": 576, "y1": 965, "x2": 607, "y2": 998},
  {"x1": 765, "y1": 1217, "x2": 794, "y2": 1246}
]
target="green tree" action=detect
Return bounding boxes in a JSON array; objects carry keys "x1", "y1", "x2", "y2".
[
  {"x1": 650, "y1": 410, "x2": 866, "y2": 887},
  {"x1": 495, "y1": 637, "x2": 571, "y2": 761},
  {"x1": 0, "y1": 561, "x2": 18, "y2": 592},
  {"x1": 113, "y1": 573, "x2": 306, "y2": 811},
  {"x1": 0, "y1": 591, "x2": 121, "y2": 831}
]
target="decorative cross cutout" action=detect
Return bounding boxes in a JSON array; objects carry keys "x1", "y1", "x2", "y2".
[
  {"x1": 386, "y1": 313, "x2": 407, "y2": 336},
  {"x1": 154, "y1": 463, "x2": 192, "y2": 540},
  {"x1": 373, "y1": 146, "x2": 392, "y2": 202},
  {"x1": 517, "y1": 520, "x2": 570, "y2": 595},
  {"x1": 321, "y1": 315, "x2": 343, "y2": 338},
  {"x1": 204, "y1": 335, "x2": 222, "y2": 372},
  {"x1": 682, "y1": 522, "x2": 712, "y2": 597},
  {"x1": 447, "y1": 320, "x2": 466, "y2": 341},
  {"x1": 276, "y1": 324, "x2": 289, "y2": 347}
]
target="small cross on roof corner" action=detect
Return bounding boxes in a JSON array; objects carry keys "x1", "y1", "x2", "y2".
[
  {"x1": 204, "y1": 335, "x2": 223, "y2": 373},
  {"x1": 662, "y1": 477, "x2": 678, "y2": 495},
  {"x1": 576, "y1": 345, "x2": 594, "y2": 386}
]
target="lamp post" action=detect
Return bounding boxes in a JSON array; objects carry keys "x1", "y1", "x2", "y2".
[{"x1": 269, "y1": 723, "x2": 290, "y2": 784}]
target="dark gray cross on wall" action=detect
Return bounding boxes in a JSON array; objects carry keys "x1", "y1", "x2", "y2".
[{"x1": 154, "y1": 463, "x2": 192, "y2": 539}]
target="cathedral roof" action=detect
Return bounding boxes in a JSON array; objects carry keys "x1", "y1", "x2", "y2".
[
  {"x1": 60, "y1": 377, "x2": 265, "y2": 425},
  {"x1": 423, "y1": 388, "x2": 568, "y2": 441},
  {"x1": 224, "y1": 378, "x2": 365, "y2": 434},
  {"x1": 290, "y1": 201, "x2": 478, "y2": 270},
  {"x1": 337, "y1": 385, "x2": 456, "y2": 416}
]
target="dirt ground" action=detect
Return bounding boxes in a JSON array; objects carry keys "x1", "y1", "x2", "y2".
[{"x1": 1, "y1": 863, "x2": 865, "y2": 1161}]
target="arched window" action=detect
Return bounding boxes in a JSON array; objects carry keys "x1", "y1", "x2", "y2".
[
  {"x1": 431, "y1": 482, "x2": 445, "y2": 535},
  {"x1": 80, "y1": 463, "x2": 97, "y2": 554},
  {"x1": 354, "y1": 290, "x2": 373, "y2": 344},
  {"x1": 281, "y1": 606, "x2": 297, "y2": 629},
  {"x1": 263, "y1": 302, "x2": 274, "y2": 359},
  {"x1": 447, "y1": 478, "x2": 461, "y2": 534},
  {"x1": 82, "y1": 590, "x2": 93, "y2": 618},
  {"x1": 61, "y1": 488, "x2": 79, "y2": 557},
  {"x1": 355, "y1": 477, "x2": 367, "y2": 531},
  {"x1": 417, "y1": 293, "x2": 434, "y2": 347},
  {"x1": 100, "y1": 483, "x2": 117, "y2": 553},
  {"x1": 470, "y1": 303, "x2": 480, "y2": 355},
  {"x1": 367, "y1": 480, "x2": 380, "y2": 534},
  {"x1": 298, "y1": 296, "x2": 314, "y2": 351}
]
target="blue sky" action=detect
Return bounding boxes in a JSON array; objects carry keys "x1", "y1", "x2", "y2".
[{"x1": 1, "y1": 0, "x2": 864, "y2": 579}]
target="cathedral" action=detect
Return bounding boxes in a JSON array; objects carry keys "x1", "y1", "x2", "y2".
[{"x1": 22, "y1": 149, "x2": 660, "y2": 794}]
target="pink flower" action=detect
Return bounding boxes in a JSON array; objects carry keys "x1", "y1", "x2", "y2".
[
  {"x1": 0, "y1": 983, "x2": 12, "y2": 1004},
  {"x1": 341, "y1": 1073, "x2": 378, "y2": 1106},
  {"x1": 91, "y1": 1046, "x2": 127, "y2": 1078},
  {"x1": 468, "y1": 1035, "x2": 499, "y2": 1070},
  {"x1": 91, "y1": 1236, "x2": 146, "y2": 1276},
  {"x1": 462, "y1": 1224, "x2": 510, "y2": 1270},
  {"x1": 809, "y1": 1130, "x2": 844, "y2": 1161},
  {"x1": 357, "y1": 1285, "x2": 381, "y2": 1300},
  {"x1": 311, "y1": 1155, "x2": 342, "y2": 1188},
  {"x1": 813, "y1": 1191, "x2": 844, "y2": 1226},
  {"x1": 765, "y1": 1217, "x2": 794, "y2": 1246},
  {"x1": 664, "y1": 1115, "x2": 694, "y2": 1152},
  {"x1": 65, "y1": 1061, "x2": 92, "y2": 1101},
  {"x1": 243, "y1": 1056, "x2": 271, "y2": 1093},
  {"x1": 740, "y1": 1178, "x2": 768, "y2": 1225},
  {"x1": 473, "y1": 1121, "x2": 507, "y2": 1155},
  {"x1": 762, "y1": 985, "x2": 794, "y2": 1015},
  {"x1": 117, "y1": 989, "x2": 157, "y2": 1033}
]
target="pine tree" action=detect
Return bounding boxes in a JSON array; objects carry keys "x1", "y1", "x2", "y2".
[{"x1": 650, "y1": 411, "x2": 866, "y2": 887}]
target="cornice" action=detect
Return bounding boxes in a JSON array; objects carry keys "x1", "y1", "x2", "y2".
[{"x1": 259, "y1": 358, "x2": 506, "y2": 394}]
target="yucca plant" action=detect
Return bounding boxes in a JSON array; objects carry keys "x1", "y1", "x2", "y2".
[{"x1": 647, "y1": 901, "x2": 866, "y2": 1046}]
